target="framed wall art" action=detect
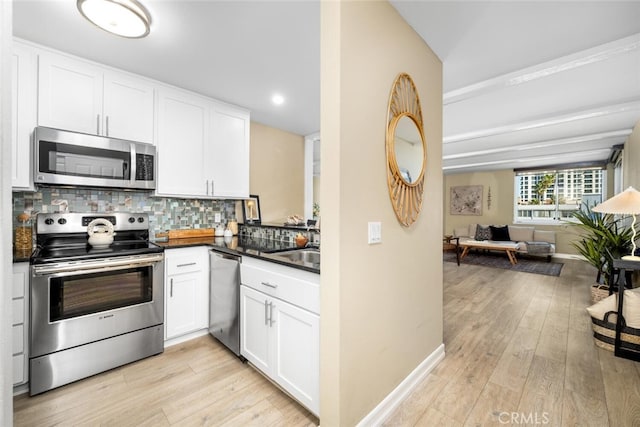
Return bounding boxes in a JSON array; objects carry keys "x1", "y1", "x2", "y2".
[
  {"x1": 242, "y1": 194, "x2": 261, "y2": 224},
  {"x1": 450, "y1": 185, "x2": 483, "y2": 216}
]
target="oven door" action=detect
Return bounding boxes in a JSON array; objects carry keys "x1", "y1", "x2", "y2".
[{"x1": 30, "y1": 254, "x2": 164, "y2": 358}]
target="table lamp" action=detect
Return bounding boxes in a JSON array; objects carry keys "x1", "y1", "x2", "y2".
[{"x1": 592, "y1": 186, "x2": 640, "y2": 261}]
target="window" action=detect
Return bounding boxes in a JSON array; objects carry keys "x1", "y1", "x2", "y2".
[{"x1": 514, "y1": 167, "x2": 605, "y2": 223}]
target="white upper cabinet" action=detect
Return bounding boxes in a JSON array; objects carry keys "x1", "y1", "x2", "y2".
[
  {"x1": 156, "y1": 89, "x2": 250, "y2": 199},
  {"x1": 12, "y1": 42, "x2": 37, "y2": 190},
  {"x1": 209, "y1": 102, "x2": 250, "y2": 198},
  {"x1": 103, "y1": 72, "x2": 155, "y2": 143},
  {"x1": 156, "y1": 88, "x2": 210, "y2": 197},
  {"x1": 38, "y1": 52, "x2": 155, "y2": 144}
]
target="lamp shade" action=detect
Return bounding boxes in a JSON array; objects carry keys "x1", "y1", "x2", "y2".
[{"x1": 592, "y1": 186, "x2": 640, "y2": 215}]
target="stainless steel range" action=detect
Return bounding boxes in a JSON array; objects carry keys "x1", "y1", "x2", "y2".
[{"x1": 29, "y1": 212, "x2": 164, "y2": 395}]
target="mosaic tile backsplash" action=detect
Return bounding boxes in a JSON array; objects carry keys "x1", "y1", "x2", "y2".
[{"x1": 12, "y1": 188, "x2": 238, "y2": 238}]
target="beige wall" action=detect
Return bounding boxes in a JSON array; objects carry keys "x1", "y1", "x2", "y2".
[
  {"x1": 248, "y1": 122, "x2": 304, "y2": 223},
  {"x1": 444, "y1": 170, "x2": 579, "y2": 254},
  {"x1": 321, "y1": 2, "x2": 443, "y2": 425},
  {"x1": 624, "y1": 120, "x2": 640, "y2": 188}
]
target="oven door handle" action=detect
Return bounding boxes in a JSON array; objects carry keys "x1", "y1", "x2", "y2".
[{"x1": 32, "y1": 254, "x2": 164, "y2": 276}]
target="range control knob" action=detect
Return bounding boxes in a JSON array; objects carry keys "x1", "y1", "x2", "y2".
[
  {"x1": 128, "y1": 217, "x2": 136, "y2": 223},
  {"x1": 44, "y1": 218, "x2": 54, "y2": 225},
  {"x1": 58, "y1": 218, "x2": 67, "y2": 225},
  {"x1": 137, "y1": 217, "x2": 145, "y2": 223}
]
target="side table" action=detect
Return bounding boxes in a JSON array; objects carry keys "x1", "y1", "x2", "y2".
[{"x1": 443, "y1": 236, "x2": 460, "y2": 266}]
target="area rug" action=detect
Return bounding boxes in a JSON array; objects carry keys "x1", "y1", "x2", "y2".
[{"x1": 443, "y1": 250, "x2": 564, "y2": 277}]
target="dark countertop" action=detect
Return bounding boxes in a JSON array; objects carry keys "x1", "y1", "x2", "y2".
[
  {"x1": 154, "y1": 235, "x2": 320, "y2": 274},
  {"x1": 14, "y1": 236, "x2": 320, "y2": 274}
]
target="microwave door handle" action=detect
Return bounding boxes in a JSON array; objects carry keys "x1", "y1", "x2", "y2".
[{"x1": 130, "y1": 143, "x2": 137, "y2": 184}]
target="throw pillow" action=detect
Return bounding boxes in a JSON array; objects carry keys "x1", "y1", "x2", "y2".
[
  {"x1": 474, "y1": 225, "x2": 491, "y2": 241},
  {"x1": 624, "y1": 288, "x2": 640, "y2": 329},
  {"x1": 586, "y1": 294, "x2": 617, "y2": 321},
  {"x1": 490, "y1": 225, "x2": 511, "y2": 241}
]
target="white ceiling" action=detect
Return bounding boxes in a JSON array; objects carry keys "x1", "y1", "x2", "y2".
[{"x1": 12, "y1": 1, "x2": 640, "y2": 175}]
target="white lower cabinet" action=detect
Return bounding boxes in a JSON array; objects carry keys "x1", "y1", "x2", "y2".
[
  {"x1": 164, "y1": 247, "x2": 209, "y2": 340},
  {"x1": 12, "y1": 262, "x2": 29, "y2": 386},
  {"x1": 240, "y1": 257, "x2": 319, "y2": 415}
]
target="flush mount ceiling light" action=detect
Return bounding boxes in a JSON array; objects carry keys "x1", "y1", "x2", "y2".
[{"x1": 77, "y1": 0, "x2": 151, "y2": 38}]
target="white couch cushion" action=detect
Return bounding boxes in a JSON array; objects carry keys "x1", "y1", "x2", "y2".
[
  {"x1": 507, "y1": 226, "x2": 534, "y2": 242},
  {"x1": 453, "y1": 227, "x2": 470, "y2": 238},
  {"x1": 534, "y1": 230, "x2": 556, "y2": 244}
]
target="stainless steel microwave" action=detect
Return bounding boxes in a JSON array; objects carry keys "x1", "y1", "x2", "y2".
[{"x1": 34, "y1": 127, "x2": 156, "y2": 190}]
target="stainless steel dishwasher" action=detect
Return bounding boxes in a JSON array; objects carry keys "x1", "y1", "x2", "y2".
[{"x1": 209, "y1": 249, "x2": 243, "y2": 358}]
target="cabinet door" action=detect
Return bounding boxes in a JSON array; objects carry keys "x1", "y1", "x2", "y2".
[
  {"x1": 104, "y1": 71, "x2": 155, "y2": 144},
  {"x1": 210, "y1": 102, "x2": 250, "y2": 198},
  {"x1": 240, "y1": 285, "x2": 271, "y2": 373},
  {"x1": 272, "y1": 298, "x2": 320, "y2": 415},
  {"x1": 165, "y1": 272, "x2": 200, "y2": 339},
  {"x1": 38, "y1": 53, "x2": 103, "y2": 135},
  {"x1": 156, "y1": 88, "x2": 209, "y2": 197},
  {"x1": 12, "y1": 262, "x2": 29, "y2": 386},
  {"x1": 12, "y1": 43, "x2": 36, "y2": 189}
]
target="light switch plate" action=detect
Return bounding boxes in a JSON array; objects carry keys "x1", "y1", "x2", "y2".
[
  {"x1": 368, "y1": 222, "x2": 382, "y2": 244},
  {"x1": 214, "y1": 212, "x2": 221, "y2": 223}
]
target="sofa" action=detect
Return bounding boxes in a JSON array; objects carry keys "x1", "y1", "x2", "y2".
[{"x1": 452, "y1": 223, "x2": 556, "y2": 259}]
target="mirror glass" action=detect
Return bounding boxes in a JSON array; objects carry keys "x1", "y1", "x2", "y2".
[
  {"x1": 385, "y1": 72, "x2": 426, "y2": 227},
  {"x1": 394, "y1": 115, "x2": 424, "y2": 184}
]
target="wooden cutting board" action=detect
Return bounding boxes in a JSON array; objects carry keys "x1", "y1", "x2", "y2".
[{"x1": 167, "y1": 228, "x2": 215, "y2": 239}]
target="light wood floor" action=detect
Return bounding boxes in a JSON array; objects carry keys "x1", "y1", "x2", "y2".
[
  {"x1": 14, "y1": 259, "x2": 640, "y2": 426},
  {"x1": 385, "y1": 258, "x2": 640, "y2": 427},
  {"x1": 14, "y1": 337, "x2": 319, "y2": 426}
]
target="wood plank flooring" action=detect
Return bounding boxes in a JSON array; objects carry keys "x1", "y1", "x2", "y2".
[
  {"x1": 13, "y1": 338, "x2": 319, "y2": 427},
  {"x1": 14, "y1": 258, "x2": 640, "y2": 426},
  {"x1": 386, "y1": 258, "x2": 640, "y2": 427}
]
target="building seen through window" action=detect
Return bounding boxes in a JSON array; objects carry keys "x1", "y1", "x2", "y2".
[{"x1": 515, "y1": 167, "x2": 604, "y2": 223}]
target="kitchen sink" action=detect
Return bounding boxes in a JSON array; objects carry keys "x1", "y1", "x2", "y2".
[{"x1": 269, "y1": 248, "x2": 320, "y2": 266}]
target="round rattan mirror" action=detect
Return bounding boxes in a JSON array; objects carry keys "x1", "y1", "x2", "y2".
[{"x1": 386, "y1": 73, "x2": 427, "y2": 227}]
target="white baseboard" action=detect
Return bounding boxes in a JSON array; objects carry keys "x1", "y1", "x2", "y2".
[
  {"x1": 356, "y1": 343, "x2": 446, "y2": 427},
  {"x1": 552, "y1": 253, "x2": 585, "y2": 261},
  {"x1": 163, "y1": 328, "x2": 209, "y2": 348}
]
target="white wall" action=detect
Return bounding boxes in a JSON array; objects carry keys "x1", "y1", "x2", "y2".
[{"x1": 1, "y1": 1, "x2": 14, "y2": 425}]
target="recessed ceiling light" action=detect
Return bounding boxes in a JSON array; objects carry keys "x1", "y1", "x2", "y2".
[
  {"x1": 77, "y1": 0, "x2": 152, "y2": 38},
  {"x1": 272, "y1": 94, "x2": 285, "y2": 106}
]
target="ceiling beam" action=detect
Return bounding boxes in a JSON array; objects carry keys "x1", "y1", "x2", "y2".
[
  {"x1": 443, "y1": 129, "x2": 632, "y2": 160},
  {"x1": 443, "y1": 100, "x2": 640, "y2": 144},
  {"x1": 443, "y1": 33, "x2": 640, "y2": 105}
]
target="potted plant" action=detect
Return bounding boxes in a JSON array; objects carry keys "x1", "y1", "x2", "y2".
[{"x1": 570, "y1": 202, "x2": 633, "y2": 301}]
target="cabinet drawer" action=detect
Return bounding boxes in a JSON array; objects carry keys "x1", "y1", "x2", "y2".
[
  {"x1": 12, "y1": 298, "x2": 24, "y2": 325},
  {"x1": 166, "y1": 249, "x2": 206, "y2": 275},
  {"x1": 241, "y1": 257, "x2": 319, "y2": 314},
  {"x1": 13, "y1": 354, "x2": 24, "y2": 385},
  {"x1": 13, "y1": 324, "x2": 24, "y2": 354},
  {"x1": 12, "y1": 268, "x2": 27, "y2": 298}
]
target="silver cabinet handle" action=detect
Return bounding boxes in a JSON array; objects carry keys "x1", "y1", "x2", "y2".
[
  {"x1": 210, "y1": 180, "x2": 214, "y2": 196},
  {"x1": 177, "y1": 262, "x2": 197, "y2": 268},
  {"x1": 170, "y1": 278, "x2": 173, "y2": 297},
  {"x1": 264, "y1": 299, "x2": 269, "y2": 326},
  {"x1": 97, "y1": 114, "x2": 100, "y2": 134},
  {"x1": 106, "y1": 115, "x2": 109, "y2": 136},
  {"x1": 269, "y1": 301, "x2": 275, "y2": 327},
  {"x1": 206, "y1": 180, "x2": 209, "y2": 195},
  {"x1": 261, "y1": 281, "x2": 278, "y2": 289}
]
